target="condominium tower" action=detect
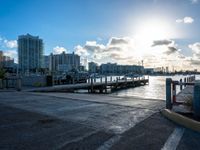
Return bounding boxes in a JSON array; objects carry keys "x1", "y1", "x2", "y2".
[
  {"x1": 18, "y1": 34, "x2": 43, "y2": 74},
  {"x1": 49, "y1": 52, "x2": 80, "y2": 73}
]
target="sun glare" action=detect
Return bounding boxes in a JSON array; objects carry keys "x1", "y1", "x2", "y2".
[
  {"x1": 128, "y1": 17, "x2": 177, "y2": 58},
  {"x1": 134, "y1": 18, "x2": 174, "y2": 42}
]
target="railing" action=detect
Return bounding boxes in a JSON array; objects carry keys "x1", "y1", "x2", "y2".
[
  {"x1": 87, "y1": 75, "x2": 148, "y2": 84},
  {"x1": 87, "y1": 75, "x2": 149, "y2": 93},
  {"x1": 166, "y1": 75, "x2": 195, "y2": 109},
  {"x1": 0, "y1": 77, "x2": 22, "y2": 91}
]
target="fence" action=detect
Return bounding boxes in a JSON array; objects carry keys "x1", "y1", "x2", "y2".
[
  {"x1": 166, "y1": 75, "x2": 195, "y2": 109},
  {"x1": 0, "y1": 77, "x2": 22, "y2": 91}
]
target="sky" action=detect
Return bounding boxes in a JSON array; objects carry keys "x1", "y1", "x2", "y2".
[{"x1": 0, "y1": 0, "x2": 200, "y2": 71}]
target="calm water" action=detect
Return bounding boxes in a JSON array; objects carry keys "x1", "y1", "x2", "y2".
[{"x1": 110, "y1": 75, "x2": 199, "y2": 100}]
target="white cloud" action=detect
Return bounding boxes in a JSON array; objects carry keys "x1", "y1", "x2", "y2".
[
  {"x1": 176, "y1": 17, "x2": 194, "y2": 24},
  {"x1": 74, "y1": 37, "x2": 197, "y2": 70},
  {"x1": 189, "y1": 42, "x2": 200, "y2": 59},
  {"x1": 4, "y1": 40, "x2": 17, "y2": 48},
  {"x1": 53, "y1": 46, "x2": 67, "y2": 54},
  {"x1": 191, "y1": 0, "x2": 198, "y2": 4},
  {"x1": 3, "y1": 50, "x2": 18, "y2": 63},
  {"x1": 74, "y1": 45, "x2": 89, "y2": 57},
  {"x1": 189, "y1": 42, "x2": 200, "y2": 52}
]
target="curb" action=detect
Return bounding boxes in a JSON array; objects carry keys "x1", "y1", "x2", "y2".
[{"x1": 161, "y1": 109, "x2": 200, "y2": 133}]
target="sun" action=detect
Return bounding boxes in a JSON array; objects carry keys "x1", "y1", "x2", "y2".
[
  {"x1": 133, "y1": 18, "x2": 175, "y2": 42},
  {"x1": 126, "y1": 17, "x2": 177, "y2": 58}
]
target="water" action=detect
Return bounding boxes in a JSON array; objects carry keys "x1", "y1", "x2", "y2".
[{"x1": 110, "y1": 75, "x2": 199, "y2": 100}]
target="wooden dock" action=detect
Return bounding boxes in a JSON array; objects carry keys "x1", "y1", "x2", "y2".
[{"x1": 29, "y1": 77, "x2": 149, "y2": 93}]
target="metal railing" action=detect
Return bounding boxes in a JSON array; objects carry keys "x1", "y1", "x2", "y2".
[
  {"x1": 0, "y1": 77, "x2": 22, "y2": 91},
  {"x1": 166, "y1": 75, "x2": 195, "y2": 109}
]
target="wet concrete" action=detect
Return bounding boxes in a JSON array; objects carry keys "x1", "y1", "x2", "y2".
[
  {"x1": 0, "y1": 92, "x2": 164, "y2": 134},
  {"x1": 0, "y1": 91, "x2": 200, "y2": 149},
  {"x1": 0, "y1": 104, "x2": 113, "y2": 150}
]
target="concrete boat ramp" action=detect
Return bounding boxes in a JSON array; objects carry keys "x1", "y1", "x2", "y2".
[{"x1": 0, "y1": 91, "x2": 200, "y2": 149}]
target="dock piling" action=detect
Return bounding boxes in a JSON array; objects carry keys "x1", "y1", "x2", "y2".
[
  {"x1": 16, "y1": 78, "x2": 22, "y2": 91},
  {"x1": 193, "y1": 80, "x2": 200, "y2": 118},
  {"x1": 91, "y1": 77, "x2": 94, "y2": 92},
  {"x1": 184, "y1": 78, "x2": 186, "y2": 87},
  {"x1": 105, "y1": 76, "x2": 107, "y2": 93},
  {"x1": 180, "y1": 79, "x2": 183, "y2": 91},
  {"x1": 166, "y1": 78, "x2": 172, "y2": 109}
]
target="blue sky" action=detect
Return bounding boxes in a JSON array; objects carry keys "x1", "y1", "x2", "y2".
[{"x1": 0, "y1": 0, "x2": 200, "y2": 70}]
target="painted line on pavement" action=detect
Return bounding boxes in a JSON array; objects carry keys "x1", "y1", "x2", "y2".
[
  {"x1": 161, "y1": 127, "x2": 185, "y2": 150},
  {"x1": 97, "y1": 135, "x2": 121, "y2": 150}
]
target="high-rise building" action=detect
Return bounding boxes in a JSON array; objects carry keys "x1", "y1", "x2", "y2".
[
  {"x1": 42, "y1": 55, "x2": 50, "y2": 69},
  {"x1": 88, "y1": 62, "x2": 98, "y2": 73},
  {"x1": 0, "y1": 51, "x2": 15, "y2": 69},
  {"x1": 49, "y1": 52, "x2": 80, "y2": 73},
  {"x1": 99, "y1": 63, "x2": 144, "y2": 74},
  {"x1": 18, "y1": 34, "x2": 43, "y2": 74}
]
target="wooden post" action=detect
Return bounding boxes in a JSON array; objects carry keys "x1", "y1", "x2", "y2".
[
  {"x1": 193, "y1": 80, "x2": 200, "y2": 118},
  {"x1": 105, "y1": 76, "x2": 107, "y2": 93},
  {"x1": 184, "y1": 78, "x2": 186, "y2": 87},
  {"x1": 180, "y1": 79, "x2": 182, "y2": 91},
  {"x1": 116, "y1": 77, "x2": 118, "y2": 88},
  {"x1": 100, "y1": 77, "x2": 102, "y2": 83},
  {"x1": 16, "y1": 78, "x2": 22, "y2": 91},
  {"x1": 91, "y1": 77, "x2": 93, "y2": 93},
  {"x1": 172, "y1": 82, "x2": 176, "y2": 103},
  {"x1": 166, "y1": 78, "x2": 172, "y2": 109},
  {"x1": 110, "y1": 76, "x2": 112, "y2": 82}
]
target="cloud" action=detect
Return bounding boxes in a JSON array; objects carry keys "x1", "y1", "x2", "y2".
[
  {"x1": 152, "y1": 39, "x2": 178, "y2": 55},
  {"x1": 84, "y1": 41, "x2": 105, "y2": 53},
  {"x1": 191, "y1": 0, "x2": 198, "y2": 4},
  {"x1": 189, "y1": 42, "x2": 200, "y2": 53},
  {"x1": 74, "y1": 45, "x2": 89, "y2": 57},
  {"x1": 3, "y1": 50, "x2": 18, "y2": 63},
  {"x1": 165, "y1": 46, "x2": 178, "y2": 55},
  {"x1": 190, "y1": 59, "x2": 200, "y2": 65},
  {"x1": 152, "y1": 39, "x2": 173, "y2": 46},
  {"x1": 74, "y1": 37, "x2": 134, "y2": 64},
  {"x1": 53, "y1": 46, "x2": 67, "y2": 54},
  {"x1": 189, "y1": 42, "x2": 200, "y2": 58},
  {"x1": 187, "y1": 42, "x2": 200, "y2": 67},
  {"x1": 176, "y1": 17, "x2": 194, "y2": 24},
  {"x1": 108, "y1": 37, "x2": 129, "y2": 45},
  {"x1": 4, "y1": 40, "x2": 17, "y2": 48},
  {"x1": 74, "y1": 36, "x2": 196, "y2": 71}
]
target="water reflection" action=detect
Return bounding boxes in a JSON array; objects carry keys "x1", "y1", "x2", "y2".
[{"x1": 110, "y1": 75, "x2": 197, "y2": 100}]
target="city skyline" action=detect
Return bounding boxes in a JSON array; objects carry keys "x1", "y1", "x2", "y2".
[{"x1": 0, "y1": 0, "x2": 200, "y2": 70}]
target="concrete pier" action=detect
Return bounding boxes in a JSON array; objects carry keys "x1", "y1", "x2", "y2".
[
  {"x1": 0, "y1": 91, "x2": 200, "y2": 149},
  {"x1": 27, "y1": 77, "x2": 149, "y2": 93}
]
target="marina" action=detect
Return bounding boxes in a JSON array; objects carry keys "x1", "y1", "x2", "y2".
[
  {"x1": 28, "y1": 76, "x2": 149, "y2": 93},
  {"x1": 0, "y1": 75, "x2": 200, "y2": 149}
]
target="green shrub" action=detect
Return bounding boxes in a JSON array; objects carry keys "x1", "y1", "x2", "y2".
[
  {"x1": 33, "y1": 82, "x2": 46, "y2": 87},
  {"x1": 0, "y1": 68, "x2": 5, "y2": 79}
]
